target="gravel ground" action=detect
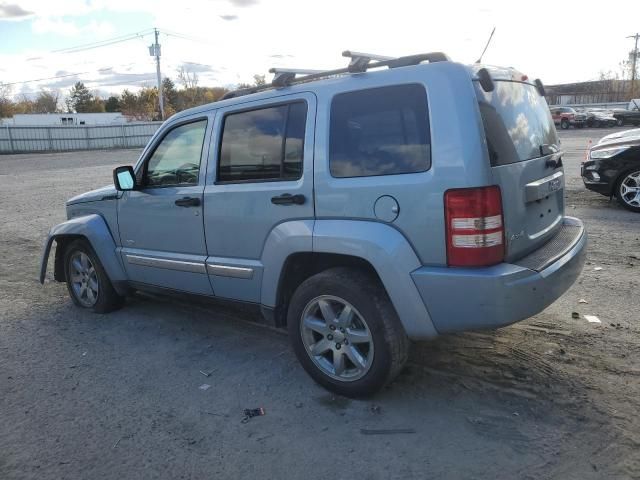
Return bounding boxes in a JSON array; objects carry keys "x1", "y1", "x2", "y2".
[{"x1": 1, "y1": 128, "x2": 639, "y2": 480}]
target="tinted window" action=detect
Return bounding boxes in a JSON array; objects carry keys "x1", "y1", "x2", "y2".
[
  {"x1": 218, "y1": 102, "x2": 307, "y2": 182},
  {"x1": 475, "y1": 81, "x2": 559, "y2": 166},
  {"x1": 329, "y1": 84, "x2": 431, "y2": 178},
  {"x1": 145, "y1": 120, "x2": 207, "y2": 187}
]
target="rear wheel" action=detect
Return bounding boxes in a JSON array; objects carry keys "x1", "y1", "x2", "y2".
[
  {"x1": 616, "y1": 170, "x2": 640, "y2": 212},
  {"x1": 287, "y1": 267, "x2": 409, "y2": 397},
  {"x1": 560, "y1": 119, "x2": 569, "y2": 130},
  {"x1": 64, "y1": 239, "x2": 124, "y2": 313}
]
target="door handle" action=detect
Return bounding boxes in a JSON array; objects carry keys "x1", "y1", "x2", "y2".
[
  {"x1": 271, "y1": 193, "x2": 306, "y2": 205},
  {"x1": 175, "y1": 197, "x2": 201, "y2": 207}
]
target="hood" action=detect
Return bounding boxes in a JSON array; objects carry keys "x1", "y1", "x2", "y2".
[
  {"x1": 66, "y1": 184, "x2": 118, "y2": 205},
  {"x1": 598, "y1": 128, "x2": 640, "y2": 145},
  {"x1": 591, "y1": 136, "x2": 640, "y2": 153}
]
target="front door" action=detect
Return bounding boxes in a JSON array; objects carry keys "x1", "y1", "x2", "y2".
[
  {"x1": 117, "y1": 116, "x2": 213, "y2": 295},
  {"x1": 203, "y1": 93, "x2": 316, "y2": 302}
]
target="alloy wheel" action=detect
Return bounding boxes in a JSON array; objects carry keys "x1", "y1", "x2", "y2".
[
  {"x1": 69, "y1": 251, "x2": 99, "y2": 307},
  {"x1": 299, "y1": 295, "x2": 374, "y2": 382},
  {"x1": 620, "y1": 171, "x2": 640, "y2": 208}
]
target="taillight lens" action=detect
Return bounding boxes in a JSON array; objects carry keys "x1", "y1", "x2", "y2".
[{"x1": 444, "y1": 186, "x2": 505, "y2": 267}]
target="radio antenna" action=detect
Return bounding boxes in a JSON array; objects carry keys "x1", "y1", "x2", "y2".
[{"x1": 476, "y1": 27, "x2": 496, "y2": 64}]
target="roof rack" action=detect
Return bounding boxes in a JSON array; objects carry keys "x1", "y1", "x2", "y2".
[{"x1": 221, "y1": 50, "x2": 450, "y2": 100}]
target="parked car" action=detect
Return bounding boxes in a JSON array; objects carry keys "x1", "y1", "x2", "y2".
[
  {"x1": 550, "y1": 106, "x2": 586, "y2": 129},
  {"x1": 39, "y1": 54, "x2": 587, "y2": 397},
  {"x1": 612, "y1": 99, "x2": 640, "y2": 127},
  {"x1": 582, "y1": 136, "x2": 640, "y2": 212},
  {"x1": 585, "y1": 108, "x2": 617, "y2": 128},
  {"x1": 598, "y1": 128, "x2": 640, "y2": 145}
]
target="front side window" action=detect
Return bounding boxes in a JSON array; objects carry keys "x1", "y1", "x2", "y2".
[
  {"x1": 144, "y1": 120, "x2": 207, "y2": 187},
  {"x1": 218, "y1": 102, "x2": 307, "y2": 183},
  {"x1": 329, "y1": 84, "x2": 431, "y2": 178}
]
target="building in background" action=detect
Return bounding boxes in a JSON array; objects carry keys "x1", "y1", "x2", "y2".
[
  {"x1": 2, "y1": 112, "x2": 127, "y2": 126},
  {"x1": 545, "y1": 79, "x2": 637, "y2": 106}
]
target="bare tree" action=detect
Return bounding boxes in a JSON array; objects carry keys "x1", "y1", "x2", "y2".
[
  {"x1": 177, "y1": 67, "x2": 199, "y2": 89},
  {"x1": 34, "y1": 90, "x2": 60, "y2": 113}
]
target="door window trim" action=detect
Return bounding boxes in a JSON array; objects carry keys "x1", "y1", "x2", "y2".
[
  {"x1": 214, "y1": 99, "x2": 308, "y2": 185},
  {"x1": 136, "y1": 116, "x2": 209, "y2": 189}
]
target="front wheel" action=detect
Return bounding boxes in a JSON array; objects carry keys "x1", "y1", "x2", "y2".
[
  {"x1": 616, "y1": 118, "x2": 624, "y2": 127},
  {"x1": 64, "y1": 239, "x2": 124, "y2": 313},
  {"x1": 616, "y1": 170, "x2": 640, "y2": 212},
  {"x1": 287, "y1": 267, "x2": 409, "y2": 397},
  {"x1": 560, "y1": 119, "x2": 570, "y2": 130}
]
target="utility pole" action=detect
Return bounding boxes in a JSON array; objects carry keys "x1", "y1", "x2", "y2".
[
  {"x1": 628, "y1": 33, "x2": 639, "y2": 99},
  {"x1": 149, "y1": 28, "x2": 164, "y2": 120}
]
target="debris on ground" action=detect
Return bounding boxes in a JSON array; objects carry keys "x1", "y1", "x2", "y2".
[
  {"x1": 584, "y1": 315, "x2": 601, "y2": 324},
  {"x1": 579, "y1": 299, "x2": 588, "y2": 304},
  {"x1": 360, "y1": 428, "x2": 416, "y2": 435},
  {"x1": 572, "y1": 312, "x2": 580, "y2": 319},
  {"x1": 242, "y1": 407, "x2": 266, "y2": 423},
  {"x1": 199, "y1": 369, "x2": 215, "y2": 377},
  {"x1": 370, "y1": 404, "x2": 382, "y2": 414},
  {"x1": 594, "y1": 267, "x2": 603, "y2": 271},
  {"x1": 199, "y1": 384, "x2": 211, "y2": 391}
]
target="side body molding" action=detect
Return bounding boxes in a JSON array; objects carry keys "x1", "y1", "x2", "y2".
[
  {"x1": 313, "y1": 220, "x2": 438, "y2": 340},
  {"x1": 39, "y1": 214, "x2": 128, "y2": 293}
]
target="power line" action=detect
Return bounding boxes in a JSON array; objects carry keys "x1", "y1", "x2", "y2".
[
  {"x1": 2, "y1": 71, "x2": 90, "y2": 87},
  {"x1": 53, "y1": 29, "x2": 155, "y2": 54}
]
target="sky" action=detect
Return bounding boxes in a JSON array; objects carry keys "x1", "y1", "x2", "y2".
[{"x1": 1, "y1": 0, "x2": 640, "y2": 100}]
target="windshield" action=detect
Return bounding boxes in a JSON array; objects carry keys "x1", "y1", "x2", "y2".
[{"x1": 475, "y1": 80, "x2": 559, "y2": 166}]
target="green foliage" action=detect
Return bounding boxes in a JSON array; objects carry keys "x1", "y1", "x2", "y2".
[{"x1": 104, "y1": 96, "x2": 121, "y2": 112}]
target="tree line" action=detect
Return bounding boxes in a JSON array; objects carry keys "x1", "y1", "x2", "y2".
[{"x1": 0, "y1": 71, "x2": 267, "y2": 121}]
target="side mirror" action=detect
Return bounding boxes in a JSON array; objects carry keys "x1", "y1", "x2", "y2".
[{"x1": 113, "y1": 166, "x2": 136, "y2": 191}]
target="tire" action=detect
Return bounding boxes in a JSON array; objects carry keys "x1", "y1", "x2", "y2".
[
  {"x1": 616, "y1": 118, "x2": 624, "y2": 127},
  {"x1": 63, "y1": 239, "x2": 125, "y2": 313},
  {"x1": 560, "y1": 119, "x2": 569, "y2": 130},
  {"x1": 616, "y1": 169, "x2": 640, "y2": 213},
  {"x1": 287, "y1": 267, "x2": 409, "y2": 397}
]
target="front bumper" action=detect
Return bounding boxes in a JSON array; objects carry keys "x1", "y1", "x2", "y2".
[
  {"x1": 581, "y1": 160, "x2": 615, "y2": 196},
  {"x1": 411, "y1": 217, "x2": 586, "y2": 334}
]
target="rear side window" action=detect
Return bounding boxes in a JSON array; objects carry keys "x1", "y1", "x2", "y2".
[
  {"x1": 218, "y1": 102, "x2": 307, "y2": 183},
  {"x1": 329, "y1": 84, "x2": 431, "y2": 178},
  {"x1": 475, "y1": 81, "x2": 559, "y2": 166}
]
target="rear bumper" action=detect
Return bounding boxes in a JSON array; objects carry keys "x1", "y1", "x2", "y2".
[{"x1": 411, "y1": 217, "x2": 586, "y2": 334}]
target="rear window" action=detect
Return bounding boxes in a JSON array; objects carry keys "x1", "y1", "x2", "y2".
[
  {"x1": 329, "y1": 84, "x2": 431, "y2": 178},
  {"x1": 475, "y1": 81, "x2": 559, "y2": 166}
]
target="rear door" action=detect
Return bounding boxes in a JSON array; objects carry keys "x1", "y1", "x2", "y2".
[
  {"x1": 475, "y1": 80, "x2": 565, "y2": 261},
  {"x1": 203, "y1": 93, "x2": 316, "y2": 302}
]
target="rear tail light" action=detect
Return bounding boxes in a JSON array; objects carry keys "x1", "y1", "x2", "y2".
[{"x1": 444, "y1": 186, "x2": 505, "y2": 267}]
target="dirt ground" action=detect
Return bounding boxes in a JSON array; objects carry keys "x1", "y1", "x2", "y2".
[{"x1": 1, "y1": 128, "x2": 639, "y2": 479}]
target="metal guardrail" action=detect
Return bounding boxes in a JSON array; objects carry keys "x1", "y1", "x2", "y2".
[{"x1": 0, "y1": 122, "x2": 162, "y2": 154}]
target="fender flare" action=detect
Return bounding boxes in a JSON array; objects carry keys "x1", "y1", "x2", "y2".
[
  {"x1": 260, "y1": 219, "x2": 438, "y2": 340},
  {"x1": 39, "y1": 214, "x2": 128, "y2": 293},
  {"x1": 312, "y1": 220, "x2": 437, "y2": 340}
]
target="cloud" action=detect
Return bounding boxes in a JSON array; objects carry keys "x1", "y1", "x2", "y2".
[
  {"x1": 178, "y1": 62, "x2": 217, "y2": 74},
  {"x1": 0, "y1": 3, "x2": 34, "y2": 19},
  {"x1": 219, "y1": 14, "x2": 238, "y2": 21},
  {"x1": 228, "y1": 0, "x2": 258, "y2": 6},
  {"x1": 32, "y1": 17, "x2": 115, "y2": 37}
]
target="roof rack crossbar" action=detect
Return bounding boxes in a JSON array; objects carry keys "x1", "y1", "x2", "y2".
[{"x1": 220, "y1": 50, "x2": 451, "y2": 100}]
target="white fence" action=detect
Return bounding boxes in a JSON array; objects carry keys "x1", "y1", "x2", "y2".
[{"x1": 0, "y1": 122, "x2": 162, "y2": 154}]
